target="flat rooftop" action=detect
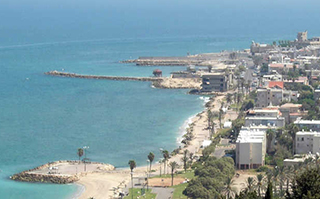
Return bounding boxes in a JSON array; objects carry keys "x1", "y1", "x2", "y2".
[{"x1": 294, "y1": 120, "x2": 320, "y2": 125}]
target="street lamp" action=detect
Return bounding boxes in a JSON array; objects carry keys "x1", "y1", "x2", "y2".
[{"x1": 83, "y1": 146, "x2": 89, "y2": 172}]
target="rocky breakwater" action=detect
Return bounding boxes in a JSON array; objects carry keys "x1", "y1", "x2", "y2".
[
  {"x1": 45, "y1": 71, "x2": 162, "y2": 82},
  {"x1": 45, "y1": 71, "x2": 201, "y2": 89},
  {"x1": 11, "y1": 160, "x2": 115, "y2": 184}
]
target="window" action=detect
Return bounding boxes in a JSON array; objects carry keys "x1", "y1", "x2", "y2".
[
  {"x1": 297, "y1": 137, "x2": 299, "y2": 141},
  {"x1": 302, "y1": 137, "x2": 304, "y2": 141}
]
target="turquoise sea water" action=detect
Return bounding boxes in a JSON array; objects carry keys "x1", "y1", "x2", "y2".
[{"x1": 1, "y1": 0, "x2": 320, "y2": 198}]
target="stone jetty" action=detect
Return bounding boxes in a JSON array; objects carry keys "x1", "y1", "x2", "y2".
[
  {"x1": 45, "y1": 71, "x2": 162, "y2": 82},
  {"x1": 11, "y1": 160, "x2": 115, "y2": 184},
  {"x1": 45, "y1": 71, "x2": 201, "y2": 89}
]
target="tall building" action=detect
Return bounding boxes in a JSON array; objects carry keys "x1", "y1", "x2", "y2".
[
  {"x1": 200, "y1": 73, "x2": 230, "y2": 92},
  {"x1": 236, "y1": 129, "x2": 266, "y2": 169}
]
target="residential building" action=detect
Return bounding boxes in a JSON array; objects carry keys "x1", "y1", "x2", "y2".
[
  {"x1": 279, "y1": 103, "x2": 306, "y2": 123},
  {"x1": 200, "y1": 73, "x2": 230, "y2": 92},
  {"x1": 241, "y1": 125, "x2": 278, "y2": 132},
  {"x1": 294, "y1": 119, "x2": 320, "y2": 131},
  {"x1": 314, "y1": 88, "x2": 320, "y2": 101},
  {"x1": 236, "y1": 129, "x2": 266, "y2": 169},
  {"x1": 268, "y1": 63, "x2": 299, "y2": 74},
  {"x1": 262, "y1": 72, "x2": 283, "y2": 83},
  {"x1": 246, "y1": 109, "x2": 281, "y2": 118},
  {"x1": 255, "y1": 88, "x2": 299, "y2": 108},
  {"x1": 283, "y1": 76, "x2": 309, "y2": 87},
  {"x1": 245, "y1": 116, "x2": 285, "y2": 128},
  {"x1": 295, "y1": 130, "x2": 320, "y2": 154}
]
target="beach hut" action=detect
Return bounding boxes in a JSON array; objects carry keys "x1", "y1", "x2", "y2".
[{"x1": 153, "y1": 69, "x2": 162, "y2": 77}]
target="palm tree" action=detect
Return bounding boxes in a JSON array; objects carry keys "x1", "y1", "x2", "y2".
[
  {"x1": 162, "y1": 150, "x2": 170, "y2": 174},
  {"x1": 255, "y1": 174, "x2": 265, "y2": 197},
  {"x1": 210, "y1": 120, "x2": 216, "y2": 137},
  {"x1": 219, "y1": 108, "x2": 223, "y2": 129},
  {"x1": 181, "y1": 150, "x2": 189, "y2": 173},
  {"x1": 207, "y1": 110, "x2": 213, "y2": 129},
  {"x1": 169, "y1": 161, "x2": 179, "y2": 186},
  {"x1": 233, "y1": 92, "x2": 237, "y2": 110},
  {"x1": 147, "y1": 152, "x2": 155, "y2": 171},
  {"x1": 246, "y1": 177, "x2": 255, "y2": 192},
  {"x1": 189, "y1": 152, "x2": 194, "y2": 163},
  {"x1": 224, "y1": 176, "x2": 236, "y2": 199},
  {"x1": 226, "y1": 93, "x2": 233, "y2": 104},
  {"x1": 288, "y1": 123, "x2": 299, "y2": 154},
  {"x1": 128, "y1": 160, "x2": 136, "y2": 199},
  {"x1": 77, "y1": 148, "x2": 84, "y2": 164}
]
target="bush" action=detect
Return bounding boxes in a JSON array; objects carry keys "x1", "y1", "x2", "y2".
[{"x1": 256, "y1": 166, "x2": 269, "y2": 172}]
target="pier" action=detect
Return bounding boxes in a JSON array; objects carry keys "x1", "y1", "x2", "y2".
[
  {"x1": 45, "y1": 71, "x2": 162, "y2": 82},
  {"x1": 45, "y1": 71, "x2": 201, "y2": 89}
]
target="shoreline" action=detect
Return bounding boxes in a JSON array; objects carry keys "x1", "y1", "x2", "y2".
[{"x1": 75, "y1": 93, "x2": 226, "y2": 199}]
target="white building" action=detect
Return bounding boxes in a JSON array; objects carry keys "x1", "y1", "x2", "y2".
[
  {"x1": 295, "y1": 130, "x2": 320, "y2": 154},
  {"x1": 241, "y1": 124, "x2": 278, "y2": 132},
  {"x1": 236, "y1": 129, "x2": 266, "y2": 169},
  {"x1": 294, "y1": 119, "x2": 320, "y2": 131},
  {"x1": 247, "y1": 109, "x2": 281, "y2": 118},
  {"x1": 245, "y1": 116, "x2": 285, "y2": 128}
]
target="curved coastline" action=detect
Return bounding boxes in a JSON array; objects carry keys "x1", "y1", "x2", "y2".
[{"x1": 75, "y1": 94, "x2": 226, "y2": 199}]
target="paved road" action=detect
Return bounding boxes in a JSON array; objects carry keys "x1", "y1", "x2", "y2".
[{"x1": 151, "y1": 187, "x2": 174, "y2": 199}]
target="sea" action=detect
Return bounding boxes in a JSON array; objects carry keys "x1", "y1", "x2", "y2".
[{"x1": 1, "y1": 0, "x2": 320, "y2": 198}]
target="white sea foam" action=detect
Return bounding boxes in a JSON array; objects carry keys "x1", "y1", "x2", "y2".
[
  {"x1": 176, "y1": 114, "x2": 197, "y2": 145},
  {"x1": 176, "y1": 96, "x2": 210, "y2": 145},
  {"x1": 199, "y1": 96, "x2": 210, "y2": 105}
]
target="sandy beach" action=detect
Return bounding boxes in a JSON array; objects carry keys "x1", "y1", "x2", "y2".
[{"x1": 77, "y1": 93, "x2": 229, "y2": 199}]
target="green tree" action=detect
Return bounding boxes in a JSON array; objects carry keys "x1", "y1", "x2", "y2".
[
  {"x1": 181, "y1": 149, "x2": 189, "y2": 173},
  {"x1": 162, "y1": 150, "x2": 170, "y2": 174},
  {"x1": 246, "y1": 177, "x2": 256, "y2": 192},
  {"x1": 287, "y1": 123, "x2": 299, "y2": 154},
  {"x1": 169, "y1": 161, "x2": 179, "y2": 186},
  {"x1": 288, "y1": 167, "x2": 320, "y2": 199},
  {"x1": 265, "y1": 182, "x2": 273, "y2": 199},
  {"x1": 227, "y1": 93, "x2": 233, "y2": 104},
  {"x1": 147, "y1": 152, "x2": 155, "y2": 171},
  {"x1": 224, "y1": 176, "x2": 236, "y2": 199},
  {"x1": 255, "y1": 174, "x2": 266, "y2": 197},
  {"x1": 128, "y1": 160, "x2": 136, "y2": 199},
  {"x1": 219, "y1": 108, "x2": 223, "y2": 129},
  {"x1": 77, "y1": 148, "x2": 84, "y2": 164}
]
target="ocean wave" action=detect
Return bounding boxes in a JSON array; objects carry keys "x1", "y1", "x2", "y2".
[
  {"x1": 176, "y1": 114, "x2": 197, "y2": 145},
  {"x1": 198, "y1": 96, "x2": 210, "y2": 105}
]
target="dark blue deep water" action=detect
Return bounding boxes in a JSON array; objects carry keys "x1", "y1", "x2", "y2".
[{"x1": 1, "y1": 0, "x2": 320, "y2": 198}]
